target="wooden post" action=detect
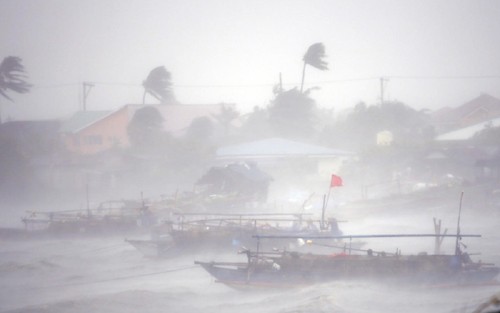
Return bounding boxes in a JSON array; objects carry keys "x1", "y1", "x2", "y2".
[{"x1": 433, "y1": 217, "x2": 448, "y2": 254}]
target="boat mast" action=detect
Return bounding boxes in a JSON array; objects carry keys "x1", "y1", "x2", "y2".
[
  {"x1": 321, "y1": 194, "x2": 327, "y2": 230},
  {"x1": 455, "y1": 191, "x2": 464, "y2": 256}
]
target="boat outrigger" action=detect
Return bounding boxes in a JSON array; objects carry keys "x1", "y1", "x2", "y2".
[{"x1": 195, "y1": 233, "x2": 500, "y2": 288}]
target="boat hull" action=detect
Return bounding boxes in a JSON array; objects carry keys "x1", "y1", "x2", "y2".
[{"x1": 196, "y1": 253, "x2": 500, "y2": 288}]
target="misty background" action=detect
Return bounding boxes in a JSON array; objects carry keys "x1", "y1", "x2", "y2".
[
  {"x1": 1, "y1": 2, "x2": 500, "y2": 312},
  {"x1": 1, "y1": 0, "x2": 500, "y2": 120},
  {"x1": 1, "y1": 0, "x2": 500, "y2": 217}
]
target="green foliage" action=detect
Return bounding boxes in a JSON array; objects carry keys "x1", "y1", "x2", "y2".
[
  {"x1": 212, "y1": 104, "x2": 239, "y2": 136},
  {"x1": 303, "y1": 43, "x2": 328, "y2": 70},
  {"x1": 301, "y1": 43, "x2": 328, "y2": 93},
  {"x1": 239, "y1": 106, "x2": 272, "y2": 141},
  {"x1": 320, "y1": 101, "x2": 433, "y2": 151},
  {"x1": 472, "y1": 123, "x2": 500, "y2": 146},
  {"x1": 127, "y1": 106, "x2": 166, "y2": 150},
  {"x1": 185, "y1": 116, "x2": 214, "y2": 141},
  {"x1": 0, "y1": 56, "x2": 32, "y2": 101},
  {"x1": 142, "y1": 66, "x2": 174, "y2": 105},
  {"x1": 172, "y1": 116, "x2": 216, "y2": 166},
  {"x1": 0, "y1": 137, "x2": 33, "y2": 197},
  {"x1": 268, "y1": 88, "x2": 318, "y2": 139}
]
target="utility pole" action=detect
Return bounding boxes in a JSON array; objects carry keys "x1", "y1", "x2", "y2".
[
  {"x1": 82, "y1": 82, "x2": 94, "y2": 111},
  {"x1": 379, "y1": 77, "x2": 389, "y2": 105},
  {"x1": 279, "y1": 72, "x2": 283, "y2": 93}
]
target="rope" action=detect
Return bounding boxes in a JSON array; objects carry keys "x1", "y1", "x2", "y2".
[{"x1": 46, "y1": 264, "x2": 198, "y2": 288}]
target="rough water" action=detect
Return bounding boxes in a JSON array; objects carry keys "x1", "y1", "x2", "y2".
[{"x1": 1, "y1": 191, "x2": 499, "y2": 313}]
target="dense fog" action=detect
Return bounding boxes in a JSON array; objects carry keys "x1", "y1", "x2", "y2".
[{"x1": 2, "y1": 1, "x2": 500, "y2": 313}]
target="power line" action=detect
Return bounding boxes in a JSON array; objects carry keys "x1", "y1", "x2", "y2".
[
  {"x1": 32, "y1": 83, "x2": 79, "y2": 89},
  {"x1": 388, "y1": 75, "x2": 500, "y2": 80},
  {"x1": 33, "y1": 82, "x2": 141, "y2": 89},
  {"x1": 30, "y1": 75, "x2": 500, "y2": 90}
]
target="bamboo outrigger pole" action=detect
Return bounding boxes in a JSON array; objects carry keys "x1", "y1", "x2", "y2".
[
  {"x1": 254, "y1": 233, "x2": 481, "y2": 240},
  {"x1": 433, "y1": 217, "x2": 448, "y2": 255},
  {"x1": 455, "y1": 191, "x2": 465, "y2": 255}
]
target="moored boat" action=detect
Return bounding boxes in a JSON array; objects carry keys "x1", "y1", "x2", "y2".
[
  {"x1": 195, "y1": 234, "x2": 500, "y2": 289},
  {"x1": 126, "y1": 212, "x2": 362, "y2": 257},
  {"x1": 21, "y1": 199, "x2": 151, "y2": 236}
]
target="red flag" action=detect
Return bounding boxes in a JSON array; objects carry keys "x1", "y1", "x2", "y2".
[{"x1": 330, "y1": 174, "x2": 343, "y2": 187}]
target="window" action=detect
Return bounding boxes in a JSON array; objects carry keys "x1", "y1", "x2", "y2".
[{"x1": 84, "y1": 135, "x2": 103, "y2": 145}]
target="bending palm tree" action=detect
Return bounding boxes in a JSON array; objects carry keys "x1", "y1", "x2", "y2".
[
  {"x1": 0, "y1": 56, "x2": 32, "y2": 122},
  {"x1": 142, "y1": 66, "x2": 174, "y2": 105},
  {"x1": 0, "y1": 56, "x2": 31, "y2": 100},
  {"x1": 300, "y1": 43, "x2": 328, "y2": 93}
]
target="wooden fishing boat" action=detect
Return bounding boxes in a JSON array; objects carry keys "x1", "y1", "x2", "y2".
[
  {"x1": 125, "y1": 212, "x2": 361, "y2": 257},
  {"x1": 21, "y1": 200, "x2": 150, "y2": 235},
  {"x1": 195, "y1": 234, "x2": 500, "y2": 288}
]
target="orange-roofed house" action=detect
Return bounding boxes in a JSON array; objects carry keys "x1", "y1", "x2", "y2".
[
  {"x1": 61, "y1": 103, "x2": 237, "y2": 155},
  {"x1": 431, "y1": 93, "x2": 500, "y2": 134},
  {"x1": 60, "y1": 106, "x2": 130, "y2": 155}
]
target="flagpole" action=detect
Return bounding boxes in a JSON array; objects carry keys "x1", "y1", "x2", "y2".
[
  {"x1": 324, "y1": 174, "x2": 343, "y2": 230},
  {"x1": 324, "y1": 187, "x2": 332, "y2": 213}
]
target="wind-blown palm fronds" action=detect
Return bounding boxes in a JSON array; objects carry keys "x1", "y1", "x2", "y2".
[
  {"x1": 0, "y1": 56, "x2": 32, "y2": 101},
  {"x1": 300, "y1": 43, "x2": 328, "y2": 93},
  {"x1": 142, "y1": 66, "x2": 174, "y2": 105}
]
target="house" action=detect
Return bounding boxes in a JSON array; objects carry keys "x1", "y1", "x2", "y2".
[
  {"x1": 61, "y1": 103, "x2": 237, "y2": 155},
  {"x1": 215, "y1": 138, "x2": 355, "y2": 199},
  {"x1": 216, "y1": 137, "x2": 354, "y2": 161},
  {"x1": 376, "y1": 130, "x2": 393, "y2": 146},
  {"x1": 60, "y1": 107, "x2": 129, "y2": 155},
  {"x1": 216, "y1": 138, "x2": 356, "y2": 209},
  {"x1": 431, "y1": 93, "x2": 500, "y2": 134},
  {"x1": 431, "y1": 116, "x2": 500, "y2": 184},
  {"x1": 435, "y1": 116, "x2": 500, "y2": 142}
]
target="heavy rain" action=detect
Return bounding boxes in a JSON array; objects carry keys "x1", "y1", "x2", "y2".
[{"x1": 1, "y1": 1, "x2": 500, "y2": 313}]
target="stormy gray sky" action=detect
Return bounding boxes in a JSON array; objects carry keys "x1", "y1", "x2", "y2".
[{"x1": 1, "y1": 0, "x2": 500, "y2": 120}]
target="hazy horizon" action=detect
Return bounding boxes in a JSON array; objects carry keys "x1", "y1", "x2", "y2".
[{"x1": 2, "y1": 0, "x2": 500, "y2": 121}]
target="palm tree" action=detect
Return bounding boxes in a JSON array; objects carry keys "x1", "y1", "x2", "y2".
[
  {"x1": 0, "y1": 56, "x2": 31, "y2": 100},
  {"x1": 142, "y1": 66, "x2": 174, "y2": 105},
  {"x1": 212, "y1": 104, "x2": 240, "y2": 136},
  {"x1": 300, "y1": 43, "x2": 328, "y2": 93},
  {"x1": 0, "y1": 56, "x2": 32, "y2": 123}
]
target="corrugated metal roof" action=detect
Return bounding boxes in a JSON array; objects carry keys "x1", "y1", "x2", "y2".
[
  {"x1": 216, "y1": 138, "x2": 354, "y2": 158},
  {"x1": 436, "y1": 117, "x2": 500, "y2": 141},
  {"x1": 60, "y1": 111, "x2": 113, "y2": 133}
]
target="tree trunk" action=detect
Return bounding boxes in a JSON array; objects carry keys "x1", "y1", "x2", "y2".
[{"x1": 300, "y1": 61, "x2": 307, "y2": 93}]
